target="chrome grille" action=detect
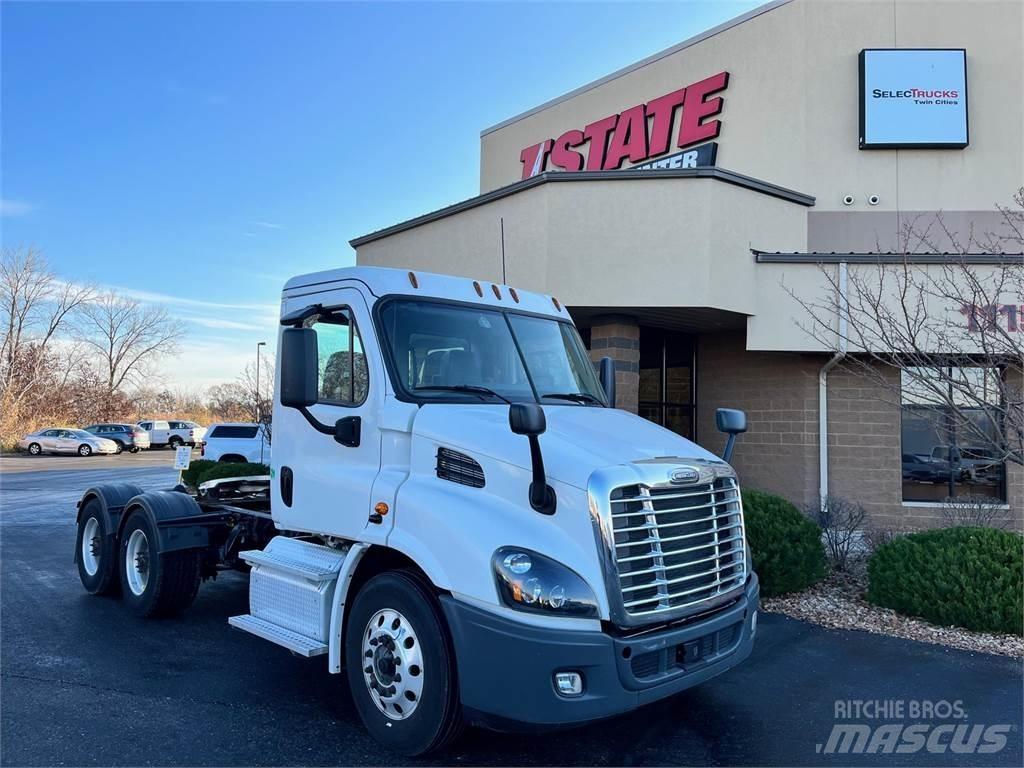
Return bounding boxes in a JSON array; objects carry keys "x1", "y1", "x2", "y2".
[{"x1": 609, "y1": 477, "x2": 746, "y2": 620}]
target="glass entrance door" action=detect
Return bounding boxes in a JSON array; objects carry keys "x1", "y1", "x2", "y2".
[{"x1": 638, "y1": 327, "x2": 696, "y2": 439}]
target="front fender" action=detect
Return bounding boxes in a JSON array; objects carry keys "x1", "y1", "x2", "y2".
[{"x1": 386, "y1": 473, "x2": 610, "y2": 619}]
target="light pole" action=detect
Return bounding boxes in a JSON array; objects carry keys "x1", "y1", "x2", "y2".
[{"x1": 255, "y1": 341, "x2": 267, "y2": 423}]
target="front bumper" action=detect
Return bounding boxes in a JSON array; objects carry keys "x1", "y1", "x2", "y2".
[{"x1": 442, "y1": 572, "x2": 759, "y2": 728}]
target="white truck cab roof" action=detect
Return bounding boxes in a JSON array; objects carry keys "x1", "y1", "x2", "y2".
[{"x1": 283, "y1": 266, "x2": 570, "y2": 321}]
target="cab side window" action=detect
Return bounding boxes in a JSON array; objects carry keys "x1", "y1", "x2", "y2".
[{"x1": 306, "y1": 309, "x2": 369, "y2": 406}]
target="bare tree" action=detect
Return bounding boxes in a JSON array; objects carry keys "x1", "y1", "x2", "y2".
[
  {"x1": 0, "y1": 246, "x2": 94, "y2": 405},
  {"x1": 237, "y1": 352, "x2": 274, "y2": 442},
  {"x1": 76, "y1": 291, "x2": 186, "y2": 413},
  {"x1": 791, "y1": 188, "x2": 1024, "y2": 468}
]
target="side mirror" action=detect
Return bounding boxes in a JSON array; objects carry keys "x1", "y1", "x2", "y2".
[
  {"x1": 715, "y1": 408, "x2": 747, "y2": 464},
  {"x1": 280, "y1": 328, "x2": 318, "y2": 408},
  {"x1": 509, "y1": 402, "x2": 546, "y2": 436},
  {"x1": 598, "y1": 356, "x2": 616, "y2": 407},
  {"x1": 508, "y1": 403, "x2": 555, "y2": 514}
]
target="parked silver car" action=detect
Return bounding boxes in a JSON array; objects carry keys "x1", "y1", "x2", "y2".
[{"x1": 17, "y1": 428, "x2": 120, "y2": 457}]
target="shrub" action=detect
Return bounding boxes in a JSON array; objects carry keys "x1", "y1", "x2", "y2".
[
  {"x1": 196, "y1": 462, "x2": 269, "y2": 487},
  {"x1": 805, "y1": 494, "x2": 867, "y2": 571},
  {"x1": 867, "y1": 527, "x2": 1023, "y2": 635},
  {"x1": 180, "y1": 459, "x2": 218, "y2": 489},
  {"x1": 941, "y1": 495, "x2": 1013, "y2": 530},
  {"x1": 742, "y1": 489, "x2": 827, "y2": 597}
]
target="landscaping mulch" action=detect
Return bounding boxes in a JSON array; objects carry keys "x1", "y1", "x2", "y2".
[{"x1": 761, "y1": 560, "x2": 1024, "y2": 658}]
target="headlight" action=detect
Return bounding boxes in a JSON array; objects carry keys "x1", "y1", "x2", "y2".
[{"x1": 492, "y1": 547, "x2": 599, "y2": 618}]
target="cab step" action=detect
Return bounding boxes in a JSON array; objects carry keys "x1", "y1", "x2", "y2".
[
  {"x1": 240, "y1": 547, "x2": 343, "y2": 582},
  {"x1": 231, "y1": 536, "x2": 351, "y2": 654},
  {"x1": 228, "y1": 614, "x2": 327, "y2": 657}
]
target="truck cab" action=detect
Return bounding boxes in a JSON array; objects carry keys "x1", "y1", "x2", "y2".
[{"x1": 74, "y1": 266, "x2": 757, "y2": 756}]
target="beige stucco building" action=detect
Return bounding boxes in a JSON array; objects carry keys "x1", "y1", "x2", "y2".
[{"x1": 353, "y1": 0, "x2": 1023, "y2": 527}]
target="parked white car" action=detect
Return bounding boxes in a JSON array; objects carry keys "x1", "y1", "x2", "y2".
[
  {"x1": 17, "y1": 428, "x2": 119, "y2": 457},
  {"x1": 200, "y1": 423, "x2": 269, "y2": 463},
  {"x1": 137, "y1": 419, "x2": 206, "y2": 448}
]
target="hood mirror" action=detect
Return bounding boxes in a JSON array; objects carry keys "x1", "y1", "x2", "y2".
[
  {"x1": 598, "y1": 356, "x2": 616, "y2": 407},
  {"x1": 508, "y1": 403, "x2": 556, "y2": 515},
  {"x1": 715, "y1": 408, "x2": 747, "y2": 464}
]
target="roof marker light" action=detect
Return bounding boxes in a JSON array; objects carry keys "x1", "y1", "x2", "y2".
[
  {"x1": 408, "y1": 271, "x2": 419, "y2": 289},
  {"x1": 509, "y1": 288, "x2": 520, "y2": 303},
  {"x1": 473, "y1": 281, "x2": 483, "y2": 297},
  {"x1": 552, "y1": 297, "x2": 562, "y2": 311},
  {"x1": 492, "y1": 284, "x2": 502, "y2": 299}
]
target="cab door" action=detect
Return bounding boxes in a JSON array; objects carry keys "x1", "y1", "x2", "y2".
[{"x1": 273, "y1": 286, "x2": 385, "y2": 541}]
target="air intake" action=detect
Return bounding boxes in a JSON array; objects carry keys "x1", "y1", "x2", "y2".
[{"x1": 436, "y1": 448, "x2": 485, "y2": 488}]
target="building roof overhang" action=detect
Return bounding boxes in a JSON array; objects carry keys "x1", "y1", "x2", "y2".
[
  {"x1": 753, "y1": 250, "x2": 1024, "y2": 264},
  {"x1": 351, "y1": 167, "x2": 815, "y2": 248}
]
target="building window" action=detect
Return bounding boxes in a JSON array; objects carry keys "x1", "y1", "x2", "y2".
[
  {"x1": 900, "y1": 367, "x2": 1006, "y2": 502},
  {"x1": 639, "y1": 327, "x2": 696, "y2": 439},
  {"x1": 307, "y1": 309, "x2": 369, "y2": 406}
]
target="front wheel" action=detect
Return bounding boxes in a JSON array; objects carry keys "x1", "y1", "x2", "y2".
[
  {"x1": 78, "y1": 444, "x2": 92, "y2": 457},
  {"x1": 119, "y1": 510, "x2": 201, "y2": 617},
  {"x1": 345, "y1": 571, "x2": 463, "y2": 756},
  {"x1": 168, "y1": 436, "x2": 183, "y2": 449}
]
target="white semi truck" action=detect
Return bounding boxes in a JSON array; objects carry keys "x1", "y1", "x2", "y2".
[{"x1": 74, "y1": 267, "x2": 759, "y2": 755}]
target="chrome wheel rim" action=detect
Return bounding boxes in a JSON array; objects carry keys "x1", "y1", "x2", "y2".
[
  {"x1": 29, "y1": 444, "x2": 40, "y2": 455},
  {"x1": 125, "y1": 529, "x2": 150, "y2": 596},
  {"x1": 79, "y1": 445, "x2": 90, "y2": 456},
  {"x1": 81, "y1": 517, "x2": 101, "y2": 576},
  {"x1": 361, "y1": 608, "x2": 424, "y2": 721}
]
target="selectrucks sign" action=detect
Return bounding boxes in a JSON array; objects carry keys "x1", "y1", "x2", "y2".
[
  {"x1": 519, "y1": 71, "x2": 729, "y2": 179},
  {"x1": 859, "y1": 49, "x2": 968, "y2": 149}
]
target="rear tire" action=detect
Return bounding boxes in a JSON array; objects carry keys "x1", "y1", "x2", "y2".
[
  {"x1": 76, "y1": 499, "x2": 119, "y2": 595},
  {"x1": 345, "y1": 571, "x2": 463, "y2": 756},
  {"x1": 118, "y1": 510, "x2": 201, "y2": 617},
  {"x1": 114, "y1": 441, "x2": 124, "y2": 455},
  {"x1": 27, "y1": 442, "x2": 41, "y2": 456},
  {"x1": 78, "y1": 444, "x2": 92, "y2": 457}
]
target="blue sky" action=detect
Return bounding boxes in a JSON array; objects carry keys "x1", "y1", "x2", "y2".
[{"x1": 1, "y1": 0, "x2": 760, "y2": 388}]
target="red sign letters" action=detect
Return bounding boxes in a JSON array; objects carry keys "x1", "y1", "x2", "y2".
[{"x1": 519, "y1": 71, "x2": 730, "y2": 179}]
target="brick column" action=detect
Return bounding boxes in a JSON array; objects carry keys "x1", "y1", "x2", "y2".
[{"x1": 588, "y1": 315, "x2": 639, "y2": 413}]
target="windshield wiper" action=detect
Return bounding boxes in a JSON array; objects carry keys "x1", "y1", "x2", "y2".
[
  {"x1": 541, "y1": 392, "x2": 604, "y2": 406},
  {"x1": 413, "y1": 385, "x2": 512, "y2": 404}
]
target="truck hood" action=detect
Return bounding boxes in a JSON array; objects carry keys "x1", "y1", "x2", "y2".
[{"x1": 411, "y1": 404, "x2": 722, "y2": 490}]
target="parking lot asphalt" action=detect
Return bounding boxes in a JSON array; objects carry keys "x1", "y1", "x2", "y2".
[{"x1": 1, "y1": 454, "x2": 1021, "y2": 767}]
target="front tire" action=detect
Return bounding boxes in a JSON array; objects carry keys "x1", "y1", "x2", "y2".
[
  {"x1": 76, "y1": 499, "x2": 119, "y2": 595},
  {"x1": 78, "y1": 444, "x2": 92, "y2": 457},
  {"x1": 118, "y1": 510, "x2": 201, "y2": 617},
  {"x1": 345, "y1": 571, "x2": 463, "y2": 756},
  {"x1": 168, "y1": 436, "x2": 183, "y2": 449},
  {"x1": 27, "y1": 442, "x2": 41, "y2": 456}
]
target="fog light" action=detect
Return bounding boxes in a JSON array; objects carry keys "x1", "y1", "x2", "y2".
[
  {"x1": 751, "y1": 610, "x2": 758, "y2": 637},
  {"x1": 554, "y1": 671, "x2": 583, "y2": 697}
]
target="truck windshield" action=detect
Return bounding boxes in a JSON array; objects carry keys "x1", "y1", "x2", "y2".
[{"x1": 378, "y1": 300, "x2": 606, "y2": 405}]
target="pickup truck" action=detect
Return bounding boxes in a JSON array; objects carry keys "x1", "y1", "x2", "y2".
[
  {"x1": 137, "y1": 419, "x2": 205, "y2": 448},
  {"x1": 73, "y1": 267, "x2": 757, "y2": 755}
]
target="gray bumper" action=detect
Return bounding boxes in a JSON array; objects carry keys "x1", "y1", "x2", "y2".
[{"x1": 441, "y1": 572, "x2": 759, "y2": 728}]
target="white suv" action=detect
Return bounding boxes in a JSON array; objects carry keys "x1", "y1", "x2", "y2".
[{"x1": 200, "y1": 423, "x2": 269, "y2": 463}]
